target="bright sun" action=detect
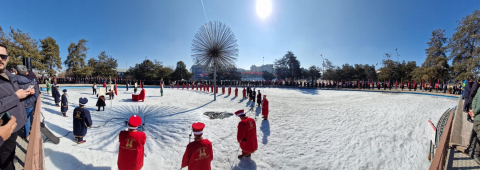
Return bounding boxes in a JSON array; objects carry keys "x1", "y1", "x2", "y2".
[{"x1": 256, "y1": 0, "x2": 272, "y2": 19}]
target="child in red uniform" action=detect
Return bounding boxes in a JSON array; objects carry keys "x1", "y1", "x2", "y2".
[
  {"x1": 235, "y1": 110, "x2": 258, "y2": 158},
  {"x1": 235, "y1": 86, "x2": 238, "y2": 97},
  {"x1": 261, "y1": 95, "x2": 269, "y2": 120},
  {"x1": 118, "y1": 115, "x2": 147, "y2": 170},
  {"x1": 181, "y1": 122, "x2": 213, "y2": 170},
  {"x1": 242, "y1": 87, "x2": 246, "y2": 99}
]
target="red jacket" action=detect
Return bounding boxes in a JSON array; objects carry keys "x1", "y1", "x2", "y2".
[
  {"x1": 117, "y1": 130, "x2": 147, "y2": 170},
  {"x1": 228, "y1": 87, "x2": 231, "y2": 95},
  {"x1": 222, "y1": 86, "x2": 225, "y2": 94},
  {"x1": 181, "y1": 139, "x2": 213, "y2": 170},
  {"x1": 262, "y1": 98, "x2": 269, "y2": 117},
  {"x1": 242, "y1": 88, "x2": 246, "y2": 98},
  {"x1": 235, "y1": 88, "x2": 238, "y2": 97},
  {"x1": 237, "y1": 117, "x2": 258, "y2": 154},
  {"x1": 114, "y1": 84, "x2": 118, "y2": 95}
]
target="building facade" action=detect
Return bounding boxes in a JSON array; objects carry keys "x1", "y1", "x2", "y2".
[
  {"x1": 250, "y1": 64, "x2": 274, "y2": 73},
  {"x1": 190, "y1": 64, "x2": 210, "y2": 80}
]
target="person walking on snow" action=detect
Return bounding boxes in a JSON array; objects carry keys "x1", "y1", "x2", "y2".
[
  {"x1": 257, "y1": 90, "x2": 262, "y2": 107},
  {"x1": 243, "y1": 87, "x2": 246, "y2": 99},
  {"x1": 117, "y1": 115, "x2": 147, "y2": 170},
  {"x1": 235, "y1": 86, "x2": 238, "y2": 97},
  {"x1": 262, "y1": 95, "x2": 269, "y2": 120},
  {"x1": 92, "y1": 83, "x2": 97, "y2": 95},
  {"x1": 73, "y1": 98, "x2": 92, "y2": 144},
  {"x1": 181, "y1": 122, "x2": 213, "y2": 170},
  {"x1": 235, "y1": 110, "x2": 258, "y2": 158},
  {"x1": 61, "y1": 89, "x2": 68, "y2": 117}
]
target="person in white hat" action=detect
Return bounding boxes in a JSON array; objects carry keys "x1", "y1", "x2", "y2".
[
  {"x1": 73, "y1": 98, "x2": 92, "y2": 144},
  {"x1": 181, "y1": 122, "x2": 213, "y2": 170}
]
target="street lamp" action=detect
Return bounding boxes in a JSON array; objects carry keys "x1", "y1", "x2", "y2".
[{"x1": 320, "y1": 55, "x2": 325, "y2": 80}]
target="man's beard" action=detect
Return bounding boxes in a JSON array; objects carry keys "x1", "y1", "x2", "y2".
[{"x1": 0, "y1": 60, "x2": 6, "y2": 72}]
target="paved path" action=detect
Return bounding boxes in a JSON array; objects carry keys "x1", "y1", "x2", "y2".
[
  {"x1": 446, "y1": 149, "x2": 480, "y2": 170},
  {"x1": 14, "y1": 137, "x2": 28, "y2": 170}
]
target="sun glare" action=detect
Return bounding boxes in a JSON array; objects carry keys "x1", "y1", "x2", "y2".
[{"x1": 256, "y1": 0, "x2": 272, "y2": 19}]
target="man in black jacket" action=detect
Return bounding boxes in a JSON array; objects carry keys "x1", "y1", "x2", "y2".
[
  {"x1": 466, "y1": 78, "x2": 480, "y2": 157},
  {"x1": 0, "y1": 42, "x2": 34, "y2": 169},
  {"x1": 15, "y1": 65, "x2": 40, "y2": 138},
  {"x1": 465, "y1": 77, "x2": 474, "y2": 116}
]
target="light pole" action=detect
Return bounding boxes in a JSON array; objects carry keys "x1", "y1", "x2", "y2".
[{"x1": 320, "y1": 55, "x2": 325, "y2": 80}]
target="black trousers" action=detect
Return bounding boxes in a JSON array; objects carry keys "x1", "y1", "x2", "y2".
[
  {"x1": 0, "y1": 131, "x2": 18, "y2": 170},
  {"x1": 93, "y1": 89, "x2": 97, "y2": 95}
]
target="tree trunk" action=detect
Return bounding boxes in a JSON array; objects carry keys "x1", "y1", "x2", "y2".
[{"x1": 214, "y1": 59, "x2": 217, "y2": 101}]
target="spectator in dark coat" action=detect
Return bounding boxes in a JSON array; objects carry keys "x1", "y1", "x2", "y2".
[
  {"x1": 14, "y1": 65, "x2": 39, "y2": 139},
  {"x1": 469, "y1": 79, "x2": 480, "y2": 112},
  {"x1": 0, "y1": 42, "x2": 33, "y2": 169},
  {"x1": 465, "y1": 77, "x2": 474, "y2": 113}
]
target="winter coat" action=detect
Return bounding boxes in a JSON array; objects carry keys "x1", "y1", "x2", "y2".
[
  {"x1": 473, "y1": 89, "x2": 480, "y2": 121},
  {"x1": 468, "y1": 82, "x2": 480, "y2": 110},
  {"x1": 181, "y1": 139, "x2": 213, "y2": 170},
  {"x1": 118, "y1": 131, "x2": 147, "y2": 170},
  {"x1": 0, "y1": 71, "x2": 27, "y2": 137},
  {"x1": 73, "y1": 106, "x2": 92, "y2": 138},
  {"x1": 464, "y1": 82, "x2": 473, "y2": 100},
  {"x1": 237, "y1": 117, "x2": 258, "y2": 154},
  {"x1": 15, "y1": 75, "x2": 39, "y2": 108}
]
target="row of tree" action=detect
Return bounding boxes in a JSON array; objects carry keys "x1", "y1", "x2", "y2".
[
  {"x1": 0, "y1": 26, "x2": 120, "y2": 78},
  {"x1": 124, "y1": 60, "x2": 193, "y2": 81},
  {"x1": 274, "y1": 10, "x2": 479, "y2": 82}
]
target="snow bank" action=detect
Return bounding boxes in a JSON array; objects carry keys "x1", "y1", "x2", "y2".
[{"x1": 40, "y1": 87, "x2": 456, "y2": 169}]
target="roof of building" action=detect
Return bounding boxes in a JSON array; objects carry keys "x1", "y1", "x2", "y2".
[{"x1": 116, "y1": 68, "x2": 128, "y2": 72}]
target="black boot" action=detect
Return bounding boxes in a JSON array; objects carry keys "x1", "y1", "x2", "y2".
[{"x1": 97, "y1": 107, "x2": 100, "y2": 111}]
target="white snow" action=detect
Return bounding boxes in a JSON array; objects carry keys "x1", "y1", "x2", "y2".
[{"x1": 40, "y1": 87, "x2": 457, "y2": 170}]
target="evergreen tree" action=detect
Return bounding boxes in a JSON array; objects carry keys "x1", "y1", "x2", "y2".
[
  {"x1": 171, "y1": 61, "x2": 192, "y2": 81},
  {"x1": 416, "y1": 29, "x2": 449, "y2": 81},
  {"x1": 0, "y1": 27, "x2": 45, "y2": 71},
  {"x1": 40, "y1": 36, "x2": 62, "y2": 76},
  {"x1": 89, "y1": 51, "x2": 118, "y2": 77},
  {"x1": 64, "y1": 39, "x2": 89, "y2": 77},
  {"x1": 448, "y1": 10, "x2": 480, "y2": 80},
  {"x1": 274, "y1": 51, "x2": 302, "y2": 80},
  {"x1": 262, "y1": 70, "x2": 276, "y2": 81}
]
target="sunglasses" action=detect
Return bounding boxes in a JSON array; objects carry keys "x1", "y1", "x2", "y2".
[{"x1": 0, "y1": 55, "x2": 8, "y2": 60}]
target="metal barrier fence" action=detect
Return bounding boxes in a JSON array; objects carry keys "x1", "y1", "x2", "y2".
[
  {"x1": 24, "y1": 95, "x2": 44, "y2": 170},
  {"x1": 429, "y1": 105, "x2": 456, "y2": 170}
]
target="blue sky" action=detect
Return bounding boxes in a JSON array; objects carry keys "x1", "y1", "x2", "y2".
[{"x1": 1, "y1": 0, "x2": 479, "y2": 71}]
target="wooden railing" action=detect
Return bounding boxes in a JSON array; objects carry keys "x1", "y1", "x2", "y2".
[
  {"x1": 429, "y1": 108, "x2": 455, "y2": 170},
  {"x1": 24, "y1": 94, "x2": 44, "y2": 170}
]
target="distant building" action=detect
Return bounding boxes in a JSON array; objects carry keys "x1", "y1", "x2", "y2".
[
  {"x1": 190, "y1": 64, "x2": 210, "y2": 80},
  {"x1": 237, "y1": 68, "x2": 247, "y2": 72},
  {"x1": 116, "y1": 68, "x2": 128, "y2": 78},
  {"x1": 250, "y1": 64, "x2": 274, "y2": 73}
]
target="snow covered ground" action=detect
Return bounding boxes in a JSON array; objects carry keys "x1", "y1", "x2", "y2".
[{"x1": 40, "y1": 87, "x2": 457, "y2": 170}]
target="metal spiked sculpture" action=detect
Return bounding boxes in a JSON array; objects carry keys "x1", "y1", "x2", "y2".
[{"x1": 192, "y1": 21, "x2": 239, "y2": 101}]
